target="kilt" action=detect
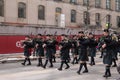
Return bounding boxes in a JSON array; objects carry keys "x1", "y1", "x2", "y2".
[
  {"x1": 36, "y1": 48, "x2": 44, "y2": 56},
  {"x1": 45, "y1": 48, "x2": 53, "y2": 59},
  {"x1": 60, "y1": 49, "x2": 70, "y2": 61},
  {"x1": 103, "y1": 49, "x2": 112, "y2": 65},
  {"x1": 88, "y1": 48, "x2": 96, "y2": 57},
  {"x1": 78, "y1": 49, "x2": 88, "y2": 61},
  {"x1": 24, "y1": 48, "x2": 31, "y2": 57}
]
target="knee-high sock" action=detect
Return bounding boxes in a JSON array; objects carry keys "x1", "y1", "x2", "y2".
[
  {"x1": 23, "y1": 58, "x2": 27, "y2": 64},
  {"x1": 27, "y1": 58, "x2": 31, "y2": 64},
  {"x1": 59, "y1": 61, "x2": 64, "y2": 69},
  {"x1": 78, "y1": 63, "x2": 83, "y2": 73},
  {"x1": 49, "y1": 59, "x2": 53, "y2": 66},
  {"x1": 83, "y1": 63, "x2": 88, "y2": 71},
  {"x1": 44, "y1": 60, "x2": 48, "y2": 67},
  {"x1": 64, "y1": 60, "x2": 69, "y2": 67},
  {"x1": 112, "y1": 59, "x2": 117, "y2": 66}
]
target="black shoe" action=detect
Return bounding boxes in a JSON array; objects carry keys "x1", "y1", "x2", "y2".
[
  {"x1": 21, "y1": 63, "x2": 25, "y2": 66},
  {"x1": 77, "y1": 71, "x2": 80, "y2": 75},
  {"x1": 75, "y1": 62, "x2": 78, "y2": 64},
  {"x1": 58, "y1": 68, "x2": 62, "y2": 71},
  {"x1": 49, "y1": 65, "x2": 53, "y2": 68},
  {"x1": 103, "y1": 75, "x2": 108, "y2": 77},
  {"x1": 112, "y1": 64, "x2": 117, "y2": 67},
  {"x1": 71, "y1": 62, "x2": 74, "y2": 65},
  {"x1": 89, "y1": 63, "x2": 93, "y2": 66},
  {"x1": 37, "y1": 64, "x2": 40, "y2": 67},
  {"x1": 93, "y1": 63, "x2": 95, "y2": 65},
  {"x1": 108, "y1": 74, "x2": 111, "y2": 77},
  {"x1": 65, "y1": 66, "x2": 70, "y2": 69},
  {"x1": 43, "y1": 65, "x2": 46, "y2": 69},
  {"x1": 83, "y1": 70, "x2": 88, "y2": 73},
  {"x1": 27, "y1": 63, "x2": 31, "y2": 66}
]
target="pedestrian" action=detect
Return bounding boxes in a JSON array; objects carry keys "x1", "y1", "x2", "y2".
[
  {"x1": 77, "y1": 31, "x2": 90, "y2": 75},
  {"x1": 88, "y1": 33, "x2": 98, "y2": 66},
  {"x1": 70, "y1": 35, "x2": 79, "y2": 64},
  {"x1": 51, "y1": 35, "x2": 58, "y2": 63},
  {"x1": 35, "y1": 34, "x2": 44, "y2": 67},
  {"x1": 42, "y1": 35, "x2": 54, "y2": 68},
  {"x1": 111, "y1": 34, "x2": 118, "y2": 67},
  {"x1": 102, "y1": 29, "x2": 113, "y2": 78},
  {"x1": 21, "y1": 35, "x2": 33, "y2": 66},
  {"x1": 58, "y1": 34, "x2": 72, "y2": 71}
]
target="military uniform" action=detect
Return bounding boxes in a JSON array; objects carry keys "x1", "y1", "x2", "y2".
[
  {"x1": 70, "y1": 38, "x2": 79, "y2": 64},
  {"x1": 102, "y1": 35, "x2": 113, "y2": 66},
  {"x1": 88, "y1": 38, "x2": 98, "y2": 66},
  {"x1": 43, "y1": 38, "x2": 54, "y2": 68},
  {"x1": 21, "y1": 36, "x2": 33, "y2": 66},
  {"x1": 51, "y1": 38, "x2": 58, "y2": 62},
  {"x1": 78, "y1": 37, "x2": 89, "y2": 62},
  {"x1": 77, "y1": 31, "x2": 90, "y2": 75},
  {"x1": 102, "y1": 29, "x2": 113, "y2": 78},
  {"x1": 35, "y1": 38, "x2": 44, "y2": 67},
  {"x1": 58, "y1": 38, "x2": 72, "y2": 71}
]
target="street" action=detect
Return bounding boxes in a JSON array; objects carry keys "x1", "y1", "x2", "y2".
[{"x1": 0, "y1": 54, "x2": 120, "y2": 80}]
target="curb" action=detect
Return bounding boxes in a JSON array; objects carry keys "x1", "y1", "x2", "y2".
[{"x1": 0, "y1": 56, "x2": 38, "y2": 64}]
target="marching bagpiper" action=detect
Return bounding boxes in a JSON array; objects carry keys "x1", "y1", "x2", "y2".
[
  {"x1": 21, "y1": 35, "x2": 33, "y2": 66},
  {"x1": 77, "y1": 31, "x2": 90, "y2": 75},
  {"x1": 43, "y1": 35, "x2": 54, "y2": 68},
  {"x1": 88, "y1": 33, "x2": 98, "y2": 66},
  {"x1": 35, "y1": 34, "x2": 44, "y2": 67},
  {"x1": 58, "y1": 34, "x2": 72, "y2": 71},
  {"x1": 102, "y1": 29, "x2": 113, "y2": 78}
]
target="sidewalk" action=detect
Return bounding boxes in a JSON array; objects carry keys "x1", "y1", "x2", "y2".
[
  {"x1": 0, "y1": 53, "x2": 29, "y2": 63},
  {"x1": 0, "y1": 51, "x2": 60, "y2": 64}
]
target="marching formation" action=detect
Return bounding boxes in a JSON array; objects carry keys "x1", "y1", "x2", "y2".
[{"x1": 20, "y1": 29, "x2": 120, "y2": 78}]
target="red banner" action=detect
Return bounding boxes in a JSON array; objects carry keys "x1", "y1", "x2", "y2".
[
  {"x1": 0, "y1": 35, "x2": 101, "y2": 54},
  {"x1": 0, "y1": 36, "x2": 25, "y2": 54}
]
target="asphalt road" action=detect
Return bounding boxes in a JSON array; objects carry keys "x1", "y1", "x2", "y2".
[{"x1": 0, "y1": 54, "x2": 120, "y2": 80}]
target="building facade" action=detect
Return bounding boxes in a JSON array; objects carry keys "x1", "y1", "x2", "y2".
[{"x1": 0, "y1": 0, "x2": 120, "y2": 34}]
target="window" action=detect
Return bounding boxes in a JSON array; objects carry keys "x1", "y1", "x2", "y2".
[
  {"x1": 95, "y1": 13, "x2": 101, "y2": 25},
  {"x1": 0, "y1": 0, "x2": 4, "y2": 17},
  {"x1": 56, "y1": 7, "x2": 62, "y2": 14},
  {"x1": 55, "y1": 7, "x2": 62, "y2": 21},
  {"x1": 71, "y1": 10, "x2": 76, "y2": 23},
  {"x1": 106, "y1": 15, "x2": 111, "y2": 23},
  {"x1": 106, "y1": 0, "x2": 111, "y2": 9},
  {"x1": 18, "y1": 2, "x2": 26, "y2": 18},
  {"x1": 70, "y1": 0, "x2": 77, "y2": 4},
  {"x1": 95, "y1": 0, "x2": 101, "y2": 8},
  {"x1": 38, "y1": 5, "x2": 45, "y2": 20},
  {"x1": 116, "y1": 0, "x2": 120, "y2": 11},
  {"x1": 84, "y1": 11, "x2": 90, "y2": 25},
  {"x1": 83, "y1": 0, "x2": 89, "y2": 6},
  {"x1": 117, "y1": 16, "x2": 120, "y2": 27}
]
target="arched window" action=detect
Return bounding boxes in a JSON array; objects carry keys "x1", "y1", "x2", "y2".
[
  {"x1": 18, "y1": 2, "x2": 26, "y2": 18},
  {"x1": 38, "y1": 5, "x2": 45, "y2": 20},
  {"x1": 0, "y1": 0, "x2": 4, "y2": 17},
  {"x1": 71, "y1": 10, "x2": 76, "y2": 23}
]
